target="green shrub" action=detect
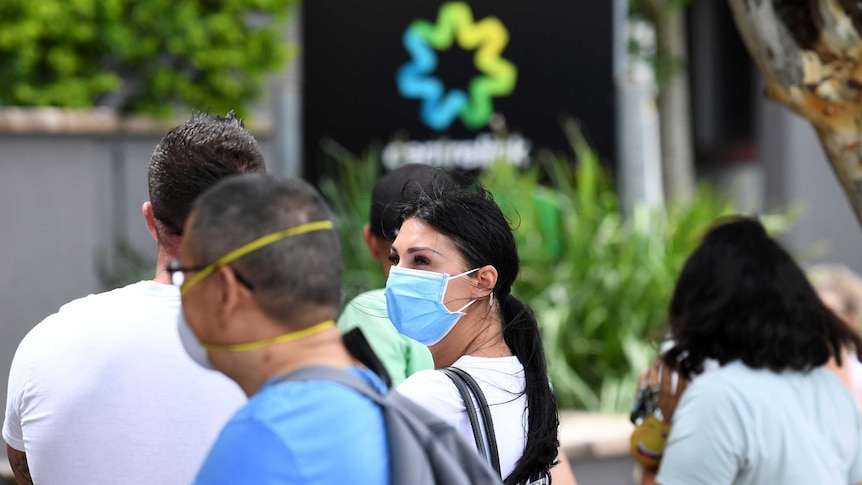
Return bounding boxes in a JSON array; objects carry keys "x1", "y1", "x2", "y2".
[
  {"x1": 0, "y1": 0, "x2": 297, "y2": 115},
  {"x1": 317, "y1": 140, "x2": 388, "y2": 300},
  {"x1": 318, "y1": 133, "x2": 794, "y2": 413}
]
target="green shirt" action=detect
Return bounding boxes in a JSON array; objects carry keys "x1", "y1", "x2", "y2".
[{"x1": 337, "y1": 289, "x2": 434, "y2": 386}]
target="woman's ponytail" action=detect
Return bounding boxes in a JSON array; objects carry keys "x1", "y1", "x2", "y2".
[{"x1": 500, "y1": 293, "x2": 559, "y2": 485}]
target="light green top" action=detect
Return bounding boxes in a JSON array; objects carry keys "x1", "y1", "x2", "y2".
[{"x1": 337, "y1": 289, "x2": 434, "y2": 386}]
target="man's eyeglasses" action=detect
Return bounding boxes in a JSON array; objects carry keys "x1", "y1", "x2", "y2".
[
  {"x1": 168, "y1": 220, "x2": 335, "y2": 296},
  {"x1": 167, "y1": 260, "x2": 254, "y2": 293}
]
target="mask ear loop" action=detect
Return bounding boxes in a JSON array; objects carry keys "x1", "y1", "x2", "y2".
[{"x1": 454, "y1": 268, "x2": 494, "y2": 308}]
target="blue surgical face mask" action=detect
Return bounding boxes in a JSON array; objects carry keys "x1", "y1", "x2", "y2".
[{"x1": 385, "y1": 266, "x2": 479, "y2": 346}]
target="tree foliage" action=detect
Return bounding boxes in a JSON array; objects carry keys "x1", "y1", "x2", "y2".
[{"x1": 0, "y1": 0, "x2": 297, "y2": 116}]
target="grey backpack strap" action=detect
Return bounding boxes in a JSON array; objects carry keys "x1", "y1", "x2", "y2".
[
  {"x1": 441, "y1": 366, "x2": 502, "y2": 477},
  {"x1": 276, "y1": 366, "x2": 386, "y2": 403}
]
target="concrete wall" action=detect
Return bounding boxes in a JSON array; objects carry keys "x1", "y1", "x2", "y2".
[{"x1": 0, "y1": 112, "x2": 273, "y2": 436}]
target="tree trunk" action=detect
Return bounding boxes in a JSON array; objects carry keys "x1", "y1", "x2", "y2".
[
  {"x1": 646, "y1": 0, "x2": 696, "y2": 203},
  {"x1": 728, "y1": 0, "x2": 862, "y2": 226}
]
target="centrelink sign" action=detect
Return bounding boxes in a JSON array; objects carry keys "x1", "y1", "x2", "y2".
[{"x1": 303, "y1": 0, "x2": 614, "y2": 180}]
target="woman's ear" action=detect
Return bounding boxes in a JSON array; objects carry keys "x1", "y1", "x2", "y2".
[{"x1": 473, "y1": 265, "x2": 498, "y2": 300}]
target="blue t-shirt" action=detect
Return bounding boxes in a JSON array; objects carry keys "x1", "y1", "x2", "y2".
[
  {"x1": 194, "y1": 367, "x2": 389, "y2": 485},
  {"x1": 658, "y1": 361, "x2": 862, "y2": 485}
]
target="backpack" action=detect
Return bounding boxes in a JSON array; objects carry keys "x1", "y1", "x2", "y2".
[{"x1": 280, "y1": 366, "x2": 503, "y2": 485}]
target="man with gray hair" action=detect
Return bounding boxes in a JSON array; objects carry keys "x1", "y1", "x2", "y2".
[
  {"x1": 172, "y1": 173, "x2": 389, "y2": 483},
  {"x1": 4, "y1": 112, "x2": 262, "y2": 484}
]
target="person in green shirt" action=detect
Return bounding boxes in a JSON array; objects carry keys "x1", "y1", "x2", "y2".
[{"x1": 337, "y1": 164, "x2": 464, "y2": 386}]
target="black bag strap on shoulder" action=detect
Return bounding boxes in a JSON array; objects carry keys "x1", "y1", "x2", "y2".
[
  {"x1": 440, "y1": 366, "x2": 503, "y2": 476},
  {"x1": 342, "y1": 327, "x2": 392, "y2": 388},
  {"x1": 440, "y1": 368, "x2": 488, "y2": 458}
]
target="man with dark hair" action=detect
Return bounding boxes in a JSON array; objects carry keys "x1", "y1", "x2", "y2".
[
  {"x1": 147, "y1": 112, "x2": 266, "y2": 238},
  {"x1": 337, "y1": 164, "x2": 464, "y2": 386},
  {"x1": 4, "y1": 112, "x2": 264, "y2": 485},
  {"x1": 172, "y1": 173, "x2": 388, "y2": 484}
]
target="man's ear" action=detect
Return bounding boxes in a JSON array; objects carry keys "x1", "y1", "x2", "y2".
[
  {"x1": 473, "y1": 265, "x2": 498, "y2": 300},
  {"x1": 142, "y1": 202, "x2": 158, "y2": 242},
  {"x1": 362, "y1": 224, "x2": 377, "y2": 257},
  {"x1": 215, "y1": 266, "x2": 252, "y2": 330},
  {"x1": 363, "y1": 225, "x2": 393, "y2": 269}
]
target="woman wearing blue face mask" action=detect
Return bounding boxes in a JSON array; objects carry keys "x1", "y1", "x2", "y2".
[{"x1": 386, "y1": 186, "x2": 562, "y2": 485}]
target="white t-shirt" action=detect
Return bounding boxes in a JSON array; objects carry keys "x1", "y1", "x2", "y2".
[
  {"x1": 3, "y1": 281, "x2": 246, "y2": 485},
  {"x1": 657, "y1": 360, "x2": 862, "y2": 485},
  {"x1": 397, "y1": 355, "x2": 528, "y2": 479}
]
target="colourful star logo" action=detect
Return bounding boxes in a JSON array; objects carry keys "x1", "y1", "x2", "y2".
[{"x1": 397, "y1": 2, "x2": 518, "y2": 132}]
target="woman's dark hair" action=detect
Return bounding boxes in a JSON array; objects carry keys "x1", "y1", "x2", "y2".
[
  {"x1": 400, "y1": 186, "x2": 559, "y2": 484},
  {"x1": 664, "y1": 216, "x2": 862, "y2": 380}
]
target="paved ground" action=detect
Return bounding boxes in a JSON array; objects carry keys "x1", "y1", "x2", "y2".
[
  {"x1": 562, "y1": 410, "x2": 635, "y2": 484},
  {"x1": 560, "y1": 410, "x2": 632, "y2": 460}
]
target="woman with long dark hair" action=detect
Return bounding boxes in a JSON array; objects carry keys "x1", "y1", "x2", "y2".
[
  {"x1": 643, "y1": 217, "x2": 862, "y2": 484},
  {"x1": 385, "y1": 185, "x2": 561, "y2": 484}
]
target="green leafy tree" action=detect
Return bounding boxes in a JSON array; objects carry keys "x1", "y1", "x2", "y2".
[{"x1": 0, "y1": 0, "x2": 297, "y2": 115}]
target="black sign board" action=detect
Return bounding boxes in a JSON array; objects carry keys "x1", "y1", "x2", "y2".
[{"x1": 303, "y1": 1, "x2": 615, "y2": 181}]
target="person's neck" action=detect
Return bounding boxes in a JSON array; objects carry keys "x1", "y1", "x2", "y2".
[
  {"x1": 234, "y1": 326, "x2": 359, "y2": 397},
  {"x1": 152, "y1": 246, "x2": 175, "y2": 285},
  {"x1": 432, "y1": 311, "x2": 512, "y2": 367},
  {"x1": 465, "y1": 305, "x2": 511, "y2": 355}
]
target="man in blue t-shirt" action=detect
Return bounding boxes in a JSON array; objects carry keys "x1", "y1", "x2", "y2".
[{"x1": 171, "y1": 173, "x2": 389, "y2": 484}]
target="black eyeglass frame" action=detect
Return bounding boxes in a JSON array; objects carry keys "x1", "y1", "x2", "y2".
[{"x1": 167, "y1": 259, "x2": 255, "y2": 291}]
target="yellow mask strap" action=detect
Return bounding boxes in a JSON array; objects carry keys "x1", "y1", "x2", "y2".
[
  {"x1": 200, "y1": 320, "x2": 335, "y2": 352},
  {"x1": 181, "y1": 220, "x2": 334, "y2": 296}
]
